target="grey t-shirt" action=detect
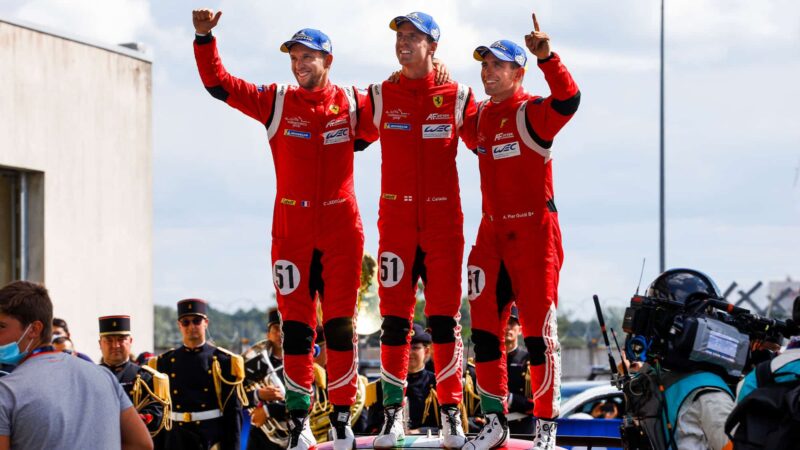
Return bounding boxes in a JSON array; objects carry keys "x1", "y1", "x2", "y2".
[{"x1": 0, "y1": 350, "x2": 133, "y2": 450}]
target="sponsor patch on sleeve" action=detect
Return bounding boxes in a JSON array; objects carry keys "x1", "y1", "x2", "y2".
[
  {"x1": 323, "y1": 128, "x2": 350, "y2": 145},
  {"x1": 422, "y1": 124, "x2": 452, "y2": 139},
  {"x1": 492, "y1": 141, "x2": 521, "y2": 159}
]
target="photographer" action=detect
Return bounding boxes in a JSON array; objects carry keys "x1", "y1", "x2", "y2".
[{"x1": 622, "y1": 269, "x2": 737, "y2": 450}]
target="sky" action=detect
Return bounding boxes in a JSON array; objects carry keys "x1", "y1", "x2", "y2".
[{"x1": 2, "y1": 0, "x2": 799, "y2": 320}]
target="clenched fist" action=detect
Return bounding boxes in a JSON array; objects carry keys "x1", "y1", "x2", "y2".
[{"x1": 192, "y1": 9, "x2": 222, "y2": 35}]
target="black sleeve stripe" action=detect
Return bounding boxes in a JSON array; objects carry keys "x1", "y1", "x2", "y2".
[
  {"x1": 205, "y1": 85, "x2": 229, "y2": 102},
  {"x1": 264, "y1": 90, "x2": 277, "y2": 129},
  {"x1": 551, "y1": 90, "x2": 581, "y2": 116},
  {"x1": 524, "y1": 114, "x2": 553, "y2": 150},
  {"x1": 354, "y1": 139, "x2": 372, "y2": 152},
  {"x1": 461, "y1": 89, "x2": 473, "y2": 118},
  {"x1": 194, "y1": 33, "x2": 213, "y2": 45},
  {"x1": 368, "y1": 85, "x2": 376, "y2": 119}
]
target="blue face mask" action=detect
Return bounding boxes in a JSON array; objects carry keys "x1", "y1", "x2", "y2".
[{"x1": 0, "y1": 324, "x2": 34, "y2": 365}]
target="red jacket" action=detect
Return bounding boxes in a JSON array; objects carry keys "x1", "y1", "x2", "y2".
[
  {"x1": 473, "y1": 53, "x2": 580, "y2": 223},
  {"x1": 194, "y1": 35, "x2": 378, "y2": 238},
  {"x1": 364, "y1": 72, "x2": 477, "y2": 226}
]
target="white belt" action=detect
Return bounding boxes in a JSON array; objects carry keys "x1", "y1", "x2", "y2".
[{"x1": 170, "y1": 409, "x2": 222, "y2": 422}]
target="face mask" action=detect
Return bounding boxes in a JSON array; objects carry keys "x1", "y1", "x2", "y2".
[{"x1": 0, "y1": 324, "x2": 34, "y2": 365}]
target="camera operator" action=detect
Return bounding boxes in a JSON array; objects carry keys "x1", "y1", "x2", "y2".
[{"x1": 622, "y1": 269, "x2": 737, "y2": 450}]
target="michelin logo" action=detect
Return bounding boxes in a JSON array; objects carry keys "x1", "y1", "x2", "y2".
[
  {"x1": 285, "y1": 129, "x2": 312, "y2": 139},
  {"x1": 323, "y1": 128, "x2": 350, "y2": 145},
  {"x1": 422, "y1": 124, "x2": 452, "y2": 139},
  {"x1": 385, "y1": 123, "x2": 411, "y2": 130},
  {"x1": 492, "y1": 141, "x2": 520, "y2": 159}
]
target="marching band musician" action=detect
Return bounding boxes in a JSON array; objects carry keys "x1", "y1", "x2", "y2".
[{"x1": 98, "y1": 315, "x2": 171, "y2": 437}]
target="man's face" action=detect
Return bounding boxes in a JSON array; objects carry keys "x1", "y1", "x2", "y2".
[
  {"x1": 505, "y1": 319, "x2": 521, "y2": 346},
  {"x1": 99, "y1": 334, "x2": 132, "y2": 366},
  {"x1": 267, "y1": 323, "x2": 281, "y2": 346},
  {"x1": 178, "y1": 315, "x2": 208, "y2": 342},
  {"x1": 481, "y1": 53, "x2": 523, "y2": 98},
  {"x1": 289, "y1": 45, "x2": 331, "y2": 90},
  {"x1": 395, "y1": 22, "x2": 436, "y2": 67},
  {"x1": 0, "y1": 313, "x2": 26, "y2": 347},
  {"x1": 408, "y1": 341, "x2": 429, "y2": 373}
]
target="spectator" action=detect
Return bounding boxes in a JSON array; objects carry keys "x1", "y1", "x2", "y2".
[{"x1": 0, "y1": 280, "x2": 152, "y2": 450}]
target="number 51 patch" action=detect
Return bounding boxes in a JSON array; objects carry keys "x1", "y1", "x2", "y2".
[{"x1": 273, "y1": 260, "x2": 300, "y2": 295}]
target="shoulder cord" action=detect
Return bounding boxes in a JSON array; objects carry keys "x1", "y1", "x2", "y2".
[
  {"x1": 132, "y1": 375, "x2": 173, "y2": 436},
  {"x1": 212, "y1": 356, "x2": 249, "y2": 410}
]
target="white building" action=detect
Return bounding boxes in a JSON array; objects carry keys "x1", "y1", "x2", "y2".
[{"x1": 1, "y1": 17, "x2": 152, "y2": 360}]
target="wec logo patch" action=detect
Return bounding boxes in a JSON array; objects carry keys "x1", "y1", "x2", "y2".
[
  {"x1": 492, "y1": 141, "x2": 520, "y2": 159},
  {"x1": 323, "y1": 128, "x2": 349, "y2": 145},
  {"x1": 422, "y1": 124, "x2": 452, "y2": 139}
]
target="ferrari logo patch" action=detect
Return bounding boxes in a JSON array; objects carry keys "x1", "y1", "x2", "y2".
[
  {"x1": 329, "y1": 104, "x2": 340, "y2": 114},
  {"x1": 432, "y1": 95, "x2": 443, "y2": 108},
  {"x1": 500, "y1": 118, "x2": 509, "y2": 128}
]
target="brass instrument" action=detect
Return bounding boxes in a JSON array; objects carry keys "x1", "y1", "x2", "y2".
[
  {"x1": 309, "y1": 366, "x2": 369, "y2": 442},
  {"x1": 242, "y1": 339, "x2": 290, "y2": 447},
  {"x1": 356, "y1": 253, "x2": 382, "y2": 335}
]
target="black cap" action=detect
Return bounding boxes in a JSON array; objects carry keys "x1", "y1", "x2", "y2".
[
  {"x1": 266, "y1": 307, "x2": 281, "y2": 328},
  {"x1": 410, "y1": 323, "x2": 432, "y2": 344},
  {"x1": 99, "y1": 315, "x2": 131, "y2": 336},
  {"x1": 509, "y1": 304, "x2": 520, "y2": 323},
  {"x1": 177, "y1": 298, "x2": 208, "y2": 318}
]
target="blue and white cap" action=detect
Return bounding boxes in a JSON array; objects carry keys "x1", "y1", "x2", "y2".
[
  {"x1": 280, "y1": 28, "x2": 333, "y2": 54},
  {"x1": 474, "y1": 40, "x2": 528, "y2": 67},
  {"x1": 390, "y1": 11, "x2": 440, "y2": 42}
]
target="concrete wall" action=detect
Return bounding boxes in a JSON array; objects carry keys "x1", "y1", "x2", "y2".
[{"x1": 0, "y1": 19, "x2": 152, "y2": 361}]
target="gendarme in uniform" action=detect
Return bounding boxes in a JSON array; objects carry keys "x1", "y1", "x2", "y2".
[
  {"x1": 98, "y1": 315, "x2": 170, "y2": 437},
  {"x1": 150, "y1": 299, "x2": 246, "y2": 450}
]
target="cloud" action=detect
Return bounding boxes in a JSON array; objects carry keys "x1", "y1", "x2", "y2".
[{"x1": 10, "y1": 0, "x2": 152, "y2": 43}]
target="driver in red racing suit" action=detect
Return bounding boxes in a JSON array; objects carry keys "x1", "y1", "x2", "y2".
[
  {"x1": 359, "y1": 12, "x2": 478, "y2": 449},
  {"x1": 462, "y1": 13, "x2": 580, "y2": 450},
  {"x1": 192, "y1": 9, "x2": 378, "y2": 450}
]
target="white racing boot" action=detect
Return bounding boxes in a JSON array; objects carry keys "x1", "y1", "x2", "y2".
[
  {"x1": 530, "y1": 418, "x2": 557, "y2": 450},
  {"x1": 330, "y1": 409, "x2": 355, "y2": 450},
  {"x1": 373, "y1": 404, "x2": 405, "y2": 448},
  {"x1": 288, "y1": 414, "x2": 317, "y2": 450},
  {"x1": 462, "y1": 413, "x2": 509, "y2": 450},
  {"x1": 440, "y1": 405, "x2": 467, "y2": 449}
]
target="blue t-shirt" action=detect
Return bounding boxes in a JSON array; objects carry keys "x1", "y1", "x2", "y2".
[{"x1": 0, "y1": 351, "x2": 133, "y2": 450}]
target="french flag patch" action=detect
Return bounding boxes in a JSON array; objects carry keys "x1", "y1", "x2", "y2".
[{"x1": 300, "y1": 201, "x2": 310, "y2": 207}]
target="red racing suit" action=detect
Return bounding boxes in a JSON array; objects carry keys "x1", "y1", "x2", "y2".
[
  {"x1": 361, "y1": 72, "x2": 477, "y2": 407},
  {"x1": 194, "y1": 33, "x2": 378, "y2": 412},
  {"x1": 466, "y1": 53, "x2": 579, "y2": 419}
]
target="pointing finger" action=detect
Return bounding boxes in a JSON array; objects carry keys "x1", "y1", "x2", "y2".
[{"x1": 532, "y1": 12, "x2": 540, "y2": 32}]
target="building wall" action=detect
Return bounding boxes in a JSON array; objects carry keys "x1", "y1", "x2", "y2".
[{"x1": 0, "y1": 19, "x2": 152, "y2": 361}]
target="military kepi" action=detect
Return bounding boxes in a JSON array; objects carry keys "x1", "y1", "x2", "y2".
[
  {"x1": 99, "y1": 315, "x2": 132, "y2": 336},
  {"x1": 177, "y1": 298, "x2": 209, "y2": 318}
]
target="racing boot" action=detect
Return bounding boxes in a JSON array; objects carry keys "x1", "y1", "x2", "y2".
[
  {"x1": 288, "y1": 412, "x2": 317, "y2": 450},
  {"x1": 440, "y1": 405, "x2": 467, "y2": 449},
  {"x1": 373, "y1": 404, "x2": 405, "y2": 448},
  {"x1": 330, "y1": 407, "x2": 355, "y2": 450},
  {"x1": 462, "y1": 412, "x2": 508, "y2": 450},
  {"x1": 530, "y1": 418, "x2": 557, "y2": 450}
]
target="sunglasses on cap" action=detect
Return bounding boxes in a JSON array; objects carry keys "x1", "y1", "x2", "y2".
[{"x1": 179, "y1": 317, "x2": 205, "y2": 327}]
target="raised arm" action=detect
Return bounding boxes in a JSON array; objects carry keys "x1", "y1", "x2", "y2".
[
  {"x1": 193, "y1": 9, "x2": 275, "y2": 124},
  {"x1": 523, "y1": 12, "x2": 581, "y2": 142}
]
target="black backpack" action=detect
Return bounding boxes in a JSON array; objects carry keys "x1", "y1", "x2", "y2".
[{"x1": 725, "y1": 359, "x2": 800, "y2": 450}]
